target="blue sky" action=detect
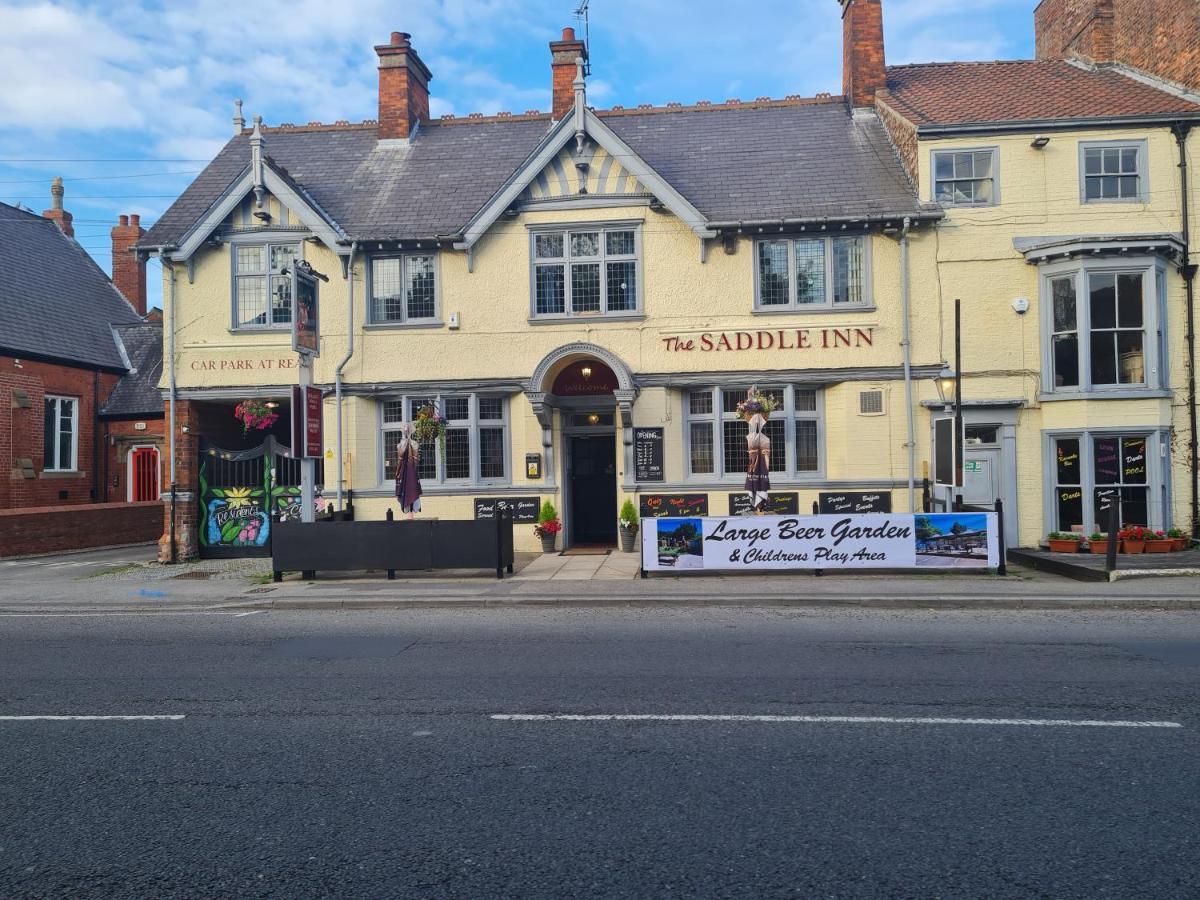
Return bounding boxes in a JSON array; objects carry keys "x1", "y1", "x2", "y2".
[{"x1": 0, "y1": 0, "x2": 1036, "y2": 311}]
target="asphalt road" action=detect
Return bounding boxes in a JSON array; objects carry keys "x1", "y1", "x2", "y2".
[{"x1": 1, "y1": 607, "x2": 1198, "y2": 898}]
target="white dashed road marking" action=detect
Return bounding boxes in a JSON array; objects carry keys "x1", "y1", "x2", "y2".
[{"x1": 491, "y1": 714, "x2": 1183, "y2": 729}]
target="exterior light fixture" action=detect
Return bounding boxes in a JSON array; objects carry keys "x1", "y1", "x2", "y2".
[
  {"x1": 253, "y1": 209, "x2": 272, "y2": 222},
  {"x1": 934, "y1": 364, "x2": 957, "y2": 408},
  {"x1": 1031, "y1": 135, "x2": 1050, "y2": 149},
  {"x1": 580, "y1": 365, "x2": 593, "y2": 380},
  {"x1": 587, "y1": 413, "x2": 600, "y2": 425}
]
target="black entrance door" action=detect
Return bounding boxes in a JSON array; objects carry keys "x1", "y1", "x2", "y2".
[{"x1": 568, "y1": 435, "x2": 618, "y2": 544}]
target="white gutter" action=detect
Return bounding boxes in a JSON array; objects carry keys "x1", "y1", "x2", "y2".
[
  {"x1": 334, "y1": 242, "x2": 358, "y2": 511},
  {"x1": 899, "y1": 216, "x2": 916, "y2": 512}
]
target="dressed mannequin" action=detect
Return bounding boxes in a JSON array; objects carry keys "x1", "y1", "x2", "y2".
[
  {"x1": 745, "y1": 401, "x2": 772, "y2": 514},
  {"x1": 394, "y1": 423, "x2": 422, "y2": 520}
]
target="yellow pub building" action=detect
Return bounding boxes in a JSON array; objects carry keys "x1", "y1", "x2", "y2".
[{"x1": 140, "y1": 0, "x2": 1199, "y2": 560}]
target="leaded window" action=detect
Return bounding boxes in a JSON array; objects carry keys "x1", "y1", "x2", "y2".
[
  {"x1": 234, "y1": 242, "x2": 299, "y2": 329},
  {"x1": 381, "y1": 394, "x2": 508, "y2": 485},
  {"x1": 532, "y1": 226, "x2": 640, "y2": 317},
  {"x1": 755, "y1": 236, "x2": 867, "y2": 309},
  {"x1": 370, "y1": 255, "x2": 438, "y2": 324},
  {"x1": 683, "y1": 386, "x2": 822, "y2": 480}
]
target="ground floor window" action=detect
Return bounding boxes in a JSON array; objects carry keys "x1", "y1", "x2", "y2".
[
  {"x1": 43, "y1": 395, "x2": 78, "y2": 471},
  {"x1": 1050, "y1": 431, "x2": 1157, "y2": 532},
  {"x1": 684, "y1": 385, "x2": 822, "y2": 480},
  {"x1": 381, "y1": 394, "x2": 508, "y2": 485}
]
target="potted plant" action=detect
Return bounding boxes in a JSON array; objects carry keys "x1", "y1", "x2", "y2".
[
  {"x1": 1046, "y1": 532, "x2": 1082, "y2": 553},
  {"x1": 1145, "y1": 530, "x2": 1174, "y2": 553},
  {"x1": 1118, "y1": 525, "x2": 1147, "y2": 554},
  {"x1": 618, "y1": 499, "x2": 640, "y2": 553},
  {"x1": 533, "y1": 500, "x2": 562, "y2": 553},
  {"x1": 1167, "y1": 527, "x2": 1189, "y2": 551},
  {"x1": 1087, "y1": 532, "x2": 1111, "y2": 555},
  {"x1": 233, "y1": 399, "x2": 279, "y2": 434}
]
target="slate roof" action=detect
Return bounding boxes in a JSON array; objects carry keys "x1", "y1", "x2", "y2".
[
  {"x1": 101, "y1": 322, "x2": 164, "y2": 417},
  {"x1": 0, "y1": 201, "x2": 140, "y2": 370},
  {"x1": 139, "y1": 98, "x2": 933, "y2": 248},
  {"x1": 881, "y1": 60, "x2": 1200, "y2": 130}
]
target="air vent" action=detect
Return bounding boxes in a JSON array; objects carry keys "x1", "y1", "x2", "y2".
[{"x1": 859, "y1": 389, "x2": 884, "y2": 416}]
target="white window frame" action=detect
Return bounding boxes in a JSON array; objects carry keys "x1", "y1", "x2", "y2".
[
  {"x1": 1044, "y1": 428, "x2": 1167, "y2": 533},
  {"x1": 683, "y1": 385, "x2": 824, "y2": 481},
  {"x1": 1079, "y1": 139, "x2": 1148, "y2": 204},
  {"x1": 528, "y1": 223, "x2": 643, "y2": 320},
  {"x1": 231, "y1": 240, "x2": 302, "y2": 331},
  {"x1": 379, "y1": 393, "x2": 509, "y2": 486},
  {"x1": 931, "y1": 147, "x2": 1000, "y2": 207},
  {"x1": 1038, "y1": 256, "x2": 1166, "y2": 398},
  {"x1": 753, "y1": 235, "x2": 872, "y2": 311},
  {"x1": 366, "y1": 253, "x2": 441, "y2": 326},
  {"x1": 43, "y1": 395, "x2": 79, "y2": 472}
]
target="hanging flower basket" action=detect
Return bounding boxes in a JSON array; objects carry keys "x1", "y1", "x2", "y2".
[
  {"x1": 412, "y1": 405, "x2": 447, "y2": 455},
  {"x1": 233, "y1": 399, "x2": 279, "y2": 434},
  {"x1": 736, "y1": 390, "x2": 778, "y2": 422}
]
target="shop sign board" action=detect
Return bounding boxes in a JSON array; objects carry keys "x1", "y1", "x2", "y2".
[
  {"x1": 639, "y1": 493, "x2": 708, "y2": 518},
  {"x1": 474, "y1": 497, "x2": 539, "y2": 522},
  {"x1": 817, "y1": 491, "x2": 892, "y2": 514},
  {"x1": 634, "y1": 428, "x2": 664, "y2": 482},
  {"x1": 728, "y1": 492, "x2": 799, "y2": 516},
  {"x1": 642, "y1": 512, "x2": 999, "y2": 572},
  {"x1": 291, "y1": 265, "x2": 320, "y2": 357},
  {"x1": 291, "y1": 385, "x2": 323, "y2": 459}
]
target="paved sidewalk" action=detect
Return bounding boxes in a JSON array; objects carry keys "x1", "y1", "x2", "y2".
[{"x1": 513, "y1": 550, "x2": 642, "y2": 581}]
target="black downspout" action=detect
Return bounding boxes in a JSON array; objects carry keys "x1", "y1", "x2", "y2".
[
  {"x1": 1173, "y1": 122, "x2": 1198, "y2": 536},
  {"x1": 92, "y1": 370, "x2": 101, "y2": 503}
]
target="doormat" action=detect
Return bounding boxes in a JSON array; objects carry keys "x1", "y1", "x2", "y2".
[{"x1": 561, "y1": 546, "x2": 613, "y2": 556}]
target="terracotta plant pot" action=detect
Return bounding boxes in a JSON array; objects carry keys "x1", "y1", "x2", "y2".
[
  {"x1": 1047, "y1": 539, "x2": 1081, "y2": 553},
  {"x1": 1171, "y1": 538, "x2": 1189, "y2": 551},
  {"x1": 1144, "y1": 539, "x2": 1173, "y2": 553},
  {"x1": 1122, "y1": 540, "x2": 1145, "y2": 554},
  {"x1": 1088, "y1": 540, "x2": 1110, "y2": 556}
]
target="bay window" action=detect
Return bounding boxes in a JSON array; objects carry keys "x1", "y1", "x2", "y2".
[
  {"x1": 1049, "y1": 431, "x2": 1161, "y2": 532},
  {"x1": 531, "y1": 225, "x2": 641, "y2": 318},
  {"x1": 755, "y1": 236, "x2": 869, "y2": 310},
  {"x1": 382, "y1": 394, "x2": 508, "y2": 485},
  {"x1": 685, "y1": 386, "x2": 822, "y2": 480}
]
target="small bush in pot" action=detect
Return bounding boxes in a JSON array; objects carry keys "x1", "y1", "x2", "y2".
[
  {"x1": 1167, "y1": 527, "x2": 1189, "y2": 551},
  {"x1": 533, "y1": 501, "x2": 562, "y2": 553},
  {"x1": 1046, "y1": 532, "x2": 1082, "y2": 553},
  {"x1": 618, "y1": 499, "x2": 639, "y2": 553}
]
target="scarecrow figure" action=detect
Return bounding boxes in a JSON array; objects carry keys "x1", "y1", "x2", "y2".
[{"x1": 394, "y1": 422, "x2": 422, "y2": 519}]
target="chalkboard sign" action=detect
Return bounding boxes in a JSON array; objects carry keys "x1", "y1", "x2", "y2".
[
  {"x1": 728, "y1": 492, "x2": 799, "y2": 516},
  {"x1": 818, "y1": 491, "x2": 893, "y2": 514},
  {"x1": 474, "y1": 496, "x2": 539, "y2": 522},
  {"x1": 934, "y1": 418, "x2": 954, "y2": 486},
  {"x1": 634, "y1": 427, "x2": 665, "y2": 482},
  {"x1": 640, "y1": 493, "x2": 708, "y2": 518}
]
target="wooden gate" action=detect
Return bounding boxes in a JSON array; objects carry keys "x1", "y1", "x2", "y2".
[{"x1": 130, "y1": 447, "x2": 160, "y2": 501}]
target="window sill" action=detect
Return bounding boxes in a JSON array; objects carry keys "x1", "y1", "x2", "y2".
[
  {"x1": 365, "y1": 482, "x2": 515, "y2": 496},
  {"x1": 363, "y1": 321, "x2": 444, "y2": 331},
  {"x1": 1038, "y1": 389, "x2": 1172, "y2": 402},
  {"x1": 1080, "y1": 198, "x2": 1147, "y2": 206},
  {"x1": 752, "y1": 306, "x2": 876, "y2": 316},
  {"x1": 229, "y1": 327, "x2": 291, "y2": 335},
  {"x1": 41, "y1": 470, "x2": 83, "y2": 479},
  {"x1": 529, "y1": 313, "x2": 645, "y2": 325}
]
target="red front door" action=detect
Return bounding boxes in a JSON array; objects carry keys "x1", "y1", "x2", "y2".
[{"x1": 131, "y1": 447, "x2": 160, "y2": 501}]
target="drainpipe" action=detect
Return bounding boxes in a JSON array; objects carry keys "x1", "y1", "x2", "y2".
[
  {"x1": 899, "y1": 216, "x2": 916, "y2": 512},
  {"x1": 1173, "y1": 122, "x2": 1198, "y2": 534},
  {"x1": 161, "y1": 251, "x2": 178, "y2": 563},
  {"x1": 334, "y1": 242, "x2": 358, "y2": 511}
]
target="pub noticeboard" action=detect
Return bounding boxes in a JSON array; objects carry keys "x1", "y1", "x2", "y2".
[
  {"x1": 640, "y1": 493, "x2": 708, "y2": 518},
  {"x1": 290, "y1": 385, "x2": 323, "y2": 459},
  {"x1": 473, "y1": 496, "x2": 539, "y2": 522},
  {"x1": 818, "y1": 491, "x2": 892, "y2": 515},
  {"x1": 728, "y1": 492, "x2": 799, "y2": 516},
  {"x1": 634, "y1": 427, "x2": 665, "y2": 482}
]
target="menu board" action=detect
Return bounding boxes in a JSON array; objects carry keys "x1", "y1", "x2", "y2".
[
  {"x1": 728, "y1": 492, "x2": 800, "y2": 516},
  {"x1": 640, "y1": 493, "x2": 708, "y2": 518},
  {"x1": 473, "y1": 496, "x2": 539, "y2": 522},
  {"x1": 634, "y1": 428, "x2": 665, "y2": 482},
  {"x1": 818, "y1": 491, "x2": 892, "y2": 514}
]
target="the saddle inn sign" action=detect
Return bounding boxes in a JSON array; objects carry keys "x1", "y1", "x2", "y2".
[{"x1": 661, "y1": 327, "x2": 875, "y2": 353}]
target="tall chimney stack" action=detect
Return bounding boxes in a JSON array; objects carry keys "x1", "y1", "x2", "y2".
[
  {"x1": 111, "y1": 213, "x2": 148, "y2": 316},
  {"x1": 550, "y1": 27, "x2": 587, "y2": 120},
  {"x1": 375, "y1": 31, "x2": 432, "y2": 140},
  {"x1": 42, "y1": 176, "x2": 74, "y2": 238},
  {"x1": 840, "y1": 0, "x2": 887, "y2": 109}
]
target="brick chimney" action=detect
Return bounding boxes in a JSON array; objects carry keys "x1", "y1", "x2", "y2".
[
  {"x1": 1035, "y1": 0, "x2": 1114, "y2": 65},
  {"x1": 375, "y1": 31, "x2": 432, "y2": 140},
  {"x1": 111, "y1": 214, "x2": 147, "y2": 316},
  {"x1": 42, "y1": 176, "x2": 74, "y2": 238},
  {"x1": 550, "y1": 26, "x2": 587, "y2": 120},
  {"x1": 840, "y1": 0, "x2": 887, "y2": 109}
]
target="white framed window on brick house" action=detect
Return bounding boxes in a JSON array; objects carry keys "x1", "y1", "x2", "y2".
[
  {"x1": 1047, "y1": 430, "x2": 1163, "y2": 533},
  {"x1": 368, "y1": 254, "x2": 440, "y2": 325},
  {"x1": 380, "y1": 394, "x2": 508, "y2": 485},
  {"x1": 754, "y1": 236, "x2": 870, "y2": 310},
  {"x1": 1080, "y1": 140, "x2": 1148, "y2": 203},
  {"x1": 684, "y1": 386, "x2": 823, "y2": 480},
  {"x1": 931, "y1": 148, "x2": 999, "y2": 207},
  {"x1": 232, "y1": 242, "x2": 300, "y2": 329},
  {"x1": 529, "y1": 224, "x2": 642, "y2": 319},
  {"x1": 43, "y1": 395, "x2": 78, "y2": 472},
  {"x1": 1040, "y1": 257, "x2": 1166, "y2": 397}
]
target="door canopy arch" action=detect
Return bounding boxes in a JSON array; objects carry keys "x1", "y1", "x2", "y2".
[{"x1": 528, "y1": 342, "x2": 635, "y2": 395}]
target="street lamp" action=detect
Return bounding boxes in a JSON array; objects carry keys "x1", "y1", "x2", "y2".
[
  {"x1": 931, "y1": 299, "x2": 964, "y2": 504},
  {"x1": 934, "y1": 364, "x2": 957, "y2": 410}
]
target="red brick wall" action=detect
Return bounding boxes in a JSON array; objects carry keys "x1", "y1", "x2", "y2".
[
  {"x1": 0, "y1": 501, "x2": 163, "y2": 558},
  {"x1": 875, "y1": 95, "x2": 920, "y2": 189},
  {"x1": 376, "y1": 33, "x2": 430, "y2": 140},
  {"x1": 110, "y1": 215, "x2": 147, "y2": 316},
  {"x1": 103, "y1": 418, "x2": 166, "y2": 503},
  {"x1": 1, "y1": 355, "x2": 120, "y2": 510},
  {"x1": 842, "y1": 0, "x2": 887, "y2": 108}
]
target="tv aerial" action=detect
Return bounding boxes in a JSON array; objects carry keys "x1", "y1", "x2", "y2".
[{"x1": 573, "y1": 0, "x2": 592, "y2": 76}]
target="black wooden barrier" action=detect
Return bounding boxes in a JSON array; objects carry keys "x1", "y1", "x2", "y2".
[{"x1": 272, "y1": 514, "x2": 515, "y2": 581}]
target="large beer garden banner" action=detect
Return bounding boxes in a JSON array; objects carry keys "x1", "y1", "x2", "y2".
[{"x1": 642, "y1": 513, "x2": 1000, "y2": 572}]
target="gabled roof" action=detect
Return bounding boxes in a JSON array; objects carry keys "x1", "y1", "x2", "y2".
[
  {"x1": 0, "y1": 202, "x2": 140, "y2": 371},
  {"x1": 881, "y1": 60, "x2": 1200, "y2": 132},
  {"x1": 101, "y1": 322, "x2": 164, "y2": 418},
  {"x1": 139, "y1": 97, "x2": 932, "y2": 250}
]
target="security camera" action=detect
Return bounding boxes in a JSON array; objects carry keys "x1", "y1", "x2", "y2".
[{"x1": 1012, "y1": 297, "x2": 1030, "y2": 315}]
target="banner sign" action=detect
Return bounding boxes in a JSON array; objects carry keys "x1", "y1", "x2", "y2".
[
  {"x1": 818, "y1": 491, "x2": 892, "y2": 514},
  {"x1": 292, "y1": 265, "x2": 319, "y2": 356},
  {"x1": 640, "y1": 493, "x2": 708, "y2": 518},
  {"x1": 642, "y1": 512, "x2": 999, "y2": 572},
  {"x1": 474, "y1": 496, "x2": 539, "y2": 522}
]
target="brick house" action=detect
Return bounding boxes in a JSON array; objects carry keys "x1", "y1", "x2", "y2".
[{"x1": 0, "y1": 182, "x2": 165, "y2": 513}]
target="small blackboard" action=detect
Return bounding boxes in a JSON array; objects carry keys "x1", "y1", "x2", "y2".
[
  {"x1": 474, "y1": 496, "x2": 539, "y2": 522},
  {"x1": 640, "y1": 493, "x2": 708, "y2": 518},
  {"x1": 634, "y1": 427, "x2": 665, "y2": 482},
  {"x1": 818, "y1": 491, "x2": 893, "y2": 514},
  {"x1": 728, "y1": 492, "x2": 799, "y2": 516}
]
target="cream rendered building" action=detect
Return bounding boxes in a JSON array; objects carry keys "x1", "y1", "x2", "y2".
[{"x1": 141, "y1": 1, "x2": 1199, "y2": 561}]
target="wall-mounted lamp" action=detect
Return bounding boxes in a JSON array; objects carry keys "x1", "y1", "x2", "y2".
[
  {"x1": 1031, "y1": 135, "x2": 1050, "y2": 149},
  {"x1": 253, "y1": 209, "x2": 272, "y2": 222},
  {"x1": 587, "y1": 413, "x2": 600, "y2": 426},
  {"x1": 580, "y1": 365, "x2": 593, "y2": 380}
]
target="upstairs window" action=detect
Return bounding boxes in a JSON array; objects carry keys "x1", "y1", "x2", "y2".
[
  {"x1": 43, "y1": 395, "x2": 77, "y2": 472},
  {"x1": 755, "y1": 236, "x2": 868, "y2": 310},
  {"x1": 233, "y1": 242, "x2": 299, "y2": 329},
  {"x1": 369, "y1": 254, "x2": 439, "y2": 325},
  {"x1": 531, "y1": 226, "x2": 640, "y2": 318},
  {"x1": 1081, "y1": 141, "x2": 1146, "y2": 202},
  {"x1": 933, "y1": 148, "x2": 998, "y2": 206}
]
